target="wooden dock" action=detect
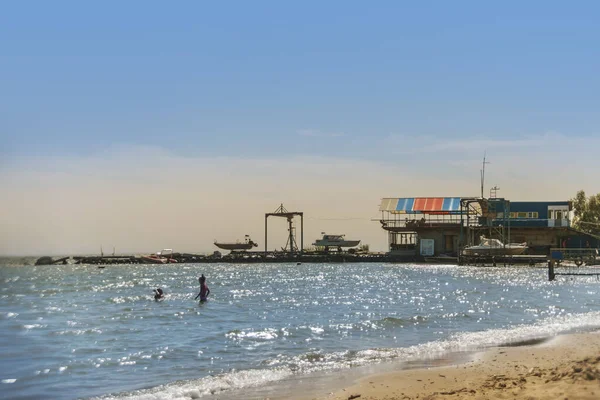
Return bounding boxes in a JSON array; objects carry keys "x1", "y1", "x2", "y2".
[
  {"x1": 547, "y1": 248, "x2": 600, "y2": 280},
  {"x1": 459, "y1": 254, "x2": 548, "y2": 267}
]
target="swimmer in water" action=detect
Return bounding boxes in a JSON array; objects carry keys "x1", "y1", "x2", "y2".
[
  {"x1": 194, "y1": 275, "x2": 210, "y2": 302},
  {"x1": 154, "y1": 288, "x2": 164, "y2": 300}
]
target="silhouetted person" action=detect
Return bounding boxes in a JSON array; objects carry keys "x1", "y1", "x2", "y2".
[{"x1": 194, "y1": 275, "x2": 210, "y2": 302}]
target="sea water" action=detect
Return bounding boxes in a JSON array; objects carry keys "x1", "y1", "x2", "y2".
[{"x1": 1, "y1": 262, "x2": 600, "y2": 399}]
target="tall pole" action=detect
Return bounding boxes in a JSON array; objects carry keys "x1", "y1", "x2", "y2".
[
  {"x1": 288, "y1": 218, "x2": 294, "y2": 253},
  {"x1": 265, "y1": 216, "x2": 268, "y2": 256},
  {"x1": 480, "y1": 152, "x2": 489, "y2": 199},
  {"x1": 301, "y1": 214, "x2": 304, "y2": 255}
]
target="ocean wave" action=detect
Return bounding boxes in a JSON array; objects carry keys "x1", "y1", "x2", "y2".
[
  {"x1": 372, "y1": 315, "x2": 429, "y2": 328},
  {"x1": 108, "y1": 296, "x2": 145, "y2": 304},
  {"x1": 93, "y1": 368, "x2": 293, "y2": 400},
  {"x1": 225, "y1": 328, "x2": 279, "y2": 341},
  {"x1": 101, "y1": 310, "x2": 600, "y2": 399},
  {"x1": 23, "y1": 324, "x2": 47, "y2": 330},
  {"x1": 53, "y1": 328, "x2": 103, "y2": 336}
]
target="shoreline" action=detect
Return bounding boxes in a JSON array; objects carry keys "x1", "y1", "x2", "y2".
[{"x1": 314, "y1": 331, "x2": 600, "y2": 400}]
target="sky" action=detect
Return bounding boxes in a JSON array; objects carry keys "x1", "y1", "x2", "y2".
[{"x1": 2, "y1": 1, "x2": 600, "y2": 255}]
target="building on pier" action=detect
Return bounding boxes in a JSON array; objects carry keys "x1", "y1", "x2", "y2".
[
  {"x1": 378, "y1": 197, "x2": 600, "y2": 260},
  {"x1": 379, "y1": 197, "x2": 469, "y2": 259}
]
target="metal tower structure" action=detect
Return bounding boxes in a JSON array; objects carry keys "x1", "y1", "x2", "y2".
[
  {"x1": 490, "y1": 186, "x2": 500, "y2": 199},
  {"x1": 265, "y1": 204, "x2": 304, "y2": 255}
]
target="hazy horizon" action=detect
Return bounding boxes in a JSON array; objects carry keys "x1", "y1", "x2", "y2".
[{"x1": 2, "y1": 138, "x2": 599, "y2": 256}]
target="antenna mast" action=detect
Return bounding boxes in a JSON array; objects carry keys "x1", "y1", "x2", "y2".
[{"x1": 480, "y1": 152, "x2": 490, "y2": 199}]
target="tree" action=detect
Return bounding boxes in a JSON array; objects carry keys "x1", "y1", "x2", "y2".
[{"x1": 571, "y1": 190, "x2": 600, "y2": 235}]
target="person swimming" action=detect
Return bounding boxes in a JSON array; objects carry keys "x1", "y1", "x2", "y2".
[
  {"x1": 154, "y1": 288, "x2": 164, "y2": 300},
  {"x1": 194, "y1": 275, "x2": 210, "y2": 302}
]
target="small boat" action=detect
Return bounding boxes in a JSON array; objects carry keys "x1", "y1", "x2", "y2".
[
  {"x1": 313, "y1": 233, "x2": 361, "y2": 250},
  {"x1": 462, "y1": 237, "x2": 527, "y2": 256},
  {"x1": 214, "y1": 235, "x2": 258, "y2": 251},
  {"x1": 141, "y1": 249, "x2": 177, "y2": 264}
]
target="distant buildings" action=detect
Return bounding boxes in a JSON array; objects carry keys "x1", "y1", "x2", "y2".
[{"x1": 379, "y1": 197, "x2": 600, "y2": 260}]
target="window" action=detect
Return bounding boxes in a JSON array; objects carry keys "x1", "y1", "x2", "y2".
[{"x1": 510, "y1": 211, "x2": 538, "y2": 218}]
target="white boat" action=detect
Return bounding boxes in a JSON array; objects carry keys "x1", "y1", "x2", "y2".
[
  {"x1": 141, "y1": 249, "x2": 177, "y2": 264},
  {"x1": 462, "y1": 237, "x2": 527, "y2": 256},
  {"x1": 313, "y1": 233, "x2": 360, "y2": 250}
]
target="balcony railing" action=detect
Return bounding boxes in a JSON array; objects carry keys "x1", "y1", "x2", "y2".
[{"x1": 491, "y1": 218, "x2": 571, "y2": 228}]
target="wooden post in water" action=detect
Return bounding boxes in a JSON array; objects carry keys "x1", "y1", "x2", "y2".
[
  {"x1": 548, "y1": 259, "x2": 555, "y2": 281},
  {"x1": 264, "y1": 217, "x2": 268, "y2": 258}
]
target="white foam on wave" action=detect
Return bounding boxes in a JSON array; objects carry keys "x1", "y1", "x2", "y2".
[
  {"x1": 101, "y1": 311, "x2": 600, "y2": 400},
  {"x1": 54, "y1": 328, "x2": 103, "y2": 336},
  {"x1": 225, "y1": 328, "x2": 279, "y2": 341},
  {"x1": 23, "y1": 324, "x2": 47, "y2": 330},
  {"x1": 95, "y1": 368, "x2": 293, "y2": 400},
  {"x1": 109, "y1": 296, "x2": 143, "y2": 304},
  {"x1": 309, "y1": 326, "x2": 324, "y2": 334},
  {"x1": 449, "y1": 310, "x2": 600, "y2": 350}
]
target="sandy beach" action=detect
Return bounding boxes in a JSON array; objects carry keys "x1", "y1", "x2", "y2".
[{"x1": 321, "y1": 332, "x2": 600, "y2": 400}]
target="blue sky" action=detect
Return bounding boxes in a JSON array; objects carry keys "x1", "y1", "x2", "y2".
[
  {"x1": 2, "y1": 2, "x2": 600, "y2": 255},
  {"x1": 3, "y1": 1, "x2": 599, "y2": 158}
]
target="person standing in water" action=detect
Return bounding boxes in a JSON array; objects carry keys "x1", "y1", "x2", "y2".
[{"x1": 194, "y1": 274, "x2": 210, "y2": 302}]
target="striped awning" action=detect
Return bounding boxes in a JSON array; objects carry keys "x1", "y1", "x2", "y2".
[
  {"x1": 395, "y1": 198, "x2": 415, "y2": 212},
  {"x1": 379, "y1": 197, "x2": 462, "y2": 214}
]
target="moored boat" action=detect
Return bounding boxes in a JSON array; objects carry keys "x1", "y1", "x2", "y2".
[
  {"x1": 313, "y1": 233, "x2": 361, "y2": 250},
  {"x1": 214, "y1": 235, "x2": 258, "y2": 251},
  {"x1": 462, "y1": 237, "x2": 527, "y2": 256},
  {"x1": 141, "y1": 249, "x2": 177, "y2": 264}
]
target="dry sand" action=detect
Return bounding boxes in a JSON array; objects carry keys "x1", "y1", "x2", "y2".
[{"x1": 319, "y1": 332, "x2": 600, "y2": 400}]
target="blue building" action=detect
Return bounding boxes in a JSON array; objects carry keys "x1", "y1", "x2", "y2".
[{"x1": 493, "y1": 201, "x2": 572, "y2": 228}]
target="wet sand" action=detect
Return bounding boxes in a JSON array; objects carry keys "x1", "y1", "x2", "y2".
[{"x1": 320, "y1": 332, "x2": 600, "y2": 400}]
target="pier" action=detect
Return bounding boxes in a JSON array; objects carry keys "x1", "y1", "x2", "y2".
[
  {"x1": 457, "y1": 254, "x2": 547, "y2": 267},
  {"x1": 34, "y1": 251, "x2": 408, "y2": 265},
  {"x1": 547, "y1": 248, "x2": 600, "y2": 281}
]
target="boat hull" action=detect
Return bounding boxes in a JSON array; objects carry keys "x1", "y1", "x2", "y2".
[
  {"x1": 214, "y1": 243, "x2": 255, "y2": 251},
  {"x1": 462, "y1": 246, "x2": 527, "y2": 256},
  {"x1": 313, "y1": 240, "x2": 361, "y2": 248}
]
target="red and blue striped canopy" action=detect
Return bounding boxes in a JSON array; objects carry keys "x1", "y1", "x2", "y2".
[{"x1": 379, "y1": 197, "x2": 461, "y2": 214}]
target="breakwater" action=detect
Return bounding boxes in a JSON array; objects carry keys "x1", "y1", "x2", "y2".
[
  {"x1": 33, "y1": 253, "x2": 552, "y2": 266},
  {"x1": 34, "y1": 252, "x2": 409, "y2": 265}
]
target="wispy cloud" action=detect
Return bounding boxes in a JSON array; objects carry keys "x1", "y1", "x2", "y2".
[{"x1": 383, "y1": 131, "x2": 590, "y2": 155}]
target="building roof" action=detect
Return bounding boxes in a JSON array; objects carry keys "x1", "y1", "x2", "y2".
[{"x1": 380, "y1": 197, "x2": 462, "y2": 214}]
